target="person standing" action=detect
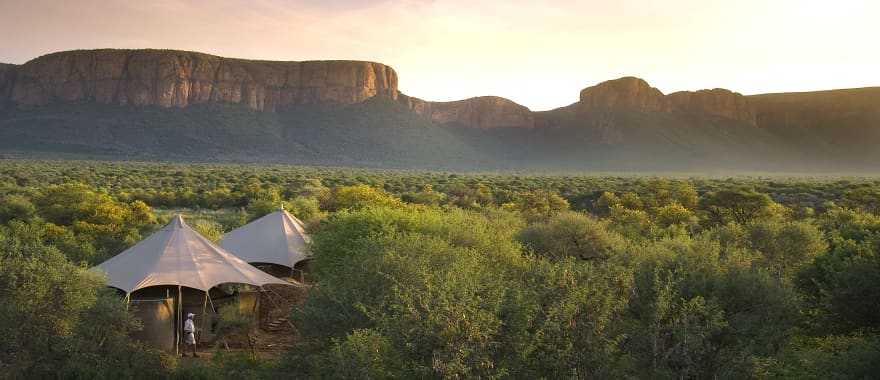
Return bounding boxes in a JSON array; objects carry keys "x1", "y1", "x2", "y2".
[{"x1": 183, "y1": 313, "x2": 199, "y2": 357}]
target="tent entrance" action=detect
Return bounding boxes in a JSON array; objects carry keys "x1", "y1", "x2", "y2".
[{"x1": 126, "y1": 285, "x2": 262, "y2": 353}]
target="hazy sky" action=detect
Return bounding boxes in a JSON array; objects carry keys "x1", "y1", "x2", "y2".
[{"x1": 1, "y1": 0, "x2": 877, "y2": 110}]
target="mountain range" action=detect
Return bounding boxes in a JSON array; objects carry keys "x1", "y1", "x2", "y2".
[{"x1": 1, "y1": 49, "x2": 878, "y2": 172}]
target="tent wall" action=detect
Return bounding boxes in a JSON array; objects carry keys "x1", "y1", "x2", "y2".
[{"x1": 129, "y1": 297, "x2": 175, "y2": 352}]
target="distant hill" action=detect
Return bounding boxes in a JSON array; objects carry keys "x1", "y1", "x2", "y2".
[
  {"x1": 0, "y1": 49, "x2": 878, "y2": 172},
  {"x1": 748, "y1": 88, "x2": 880, "y2": 170}
]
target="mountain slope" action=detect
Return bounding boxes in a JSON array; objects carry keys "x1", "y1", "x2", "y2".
[
  {"x1": 748, "y1": 88, "x2": 880, "y2": 169},
  {"x1": 0, "y1": 98, "x2": 498, "y2": 169},
  {"x1": 0, "y1": 49, "x2": 878, "y2": 172}
]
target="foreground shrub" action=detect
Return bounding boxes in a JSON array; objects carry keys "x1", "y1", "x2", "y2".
[{"x1": 0, "y1": 221, "x2": 167, "y2": 379}]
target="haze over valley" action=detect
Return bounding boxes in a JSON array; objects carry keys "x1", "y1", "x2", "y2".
[{"x1": 1, "y1": 49, "x2": 878, "y2": 172}]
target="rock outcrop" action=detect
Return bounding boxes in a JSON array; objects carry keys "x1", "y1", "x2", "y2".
[
  {"x1": 748, "y1": 87, "x2": 880, "y2": 130},
  {"x1": 0, "y1": 50, "x2": 786, "y2": 129},
  {"x1": 400, "y1": 94, "x2": 534, "y2": 129},
  {"x1": 668, "y1": 89, "x2": 756, "y2": 125},
  {"x1": 578, "y1": 76, "x2": 671, "y2": 113},
  {"x1": 0, "y1": 49, "x2": 398, "y2": 111},
  {"x1": 573, "y1": 77, "x2": 757, "y2": 125}
]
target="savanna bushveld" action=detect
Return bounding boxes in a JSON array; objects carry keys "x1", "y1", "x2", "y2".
[{"x1": 1, "y1": 160, "x2": 878, "y2": 378}]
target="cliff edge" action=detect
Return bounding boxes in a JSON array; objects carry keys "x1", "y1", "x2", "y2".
[{"x1": 0, "y1": 49, "x2": 398, "y2": 111}]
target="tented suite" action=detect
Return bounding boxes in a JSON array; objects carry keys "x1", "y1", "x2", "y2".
[
  {"x1": 92, "y1": 215, "x2": 290, "y2": 353},
  {"x1": 220, "y1": 209, "x2": 312, "y2": 278}
]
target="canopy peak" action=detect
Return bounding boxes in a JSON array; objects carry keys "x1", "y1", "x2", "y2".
[{"x1": 168, "y1": 214, "x2": 187, "y2": 229}]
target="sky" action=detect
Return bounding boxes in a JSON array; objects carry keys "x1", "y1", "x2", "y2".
[{"x1": 0, "y1": 0, "x2": 877, "y2": 110}]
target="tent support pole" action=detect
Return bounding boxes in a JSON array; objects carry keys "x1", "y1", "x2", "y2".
[
  {"x1": 207, "y1": 292, "x2": 217, "y2": 313},
  {"x1": 206, "y1": 292, "x2": 227, "y2": 350},
  {"x1": 176, "y1": 285, "x2": 181, "y2": 356},
  {"x1": 201, "y1": 292, "x2": 208, "y2": 347},
  {"x1": 125, "y1": 293, "x2": 130, "y2": 310}
]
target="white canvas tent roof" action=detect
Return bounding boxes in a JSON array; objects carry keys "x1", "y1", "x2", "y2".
[
  {"x1": 93, "y1": 215, "x2": 290, "y2": 294},
  {"x1": 219, "y1": 209, "x2": 311, "y2": 268}
]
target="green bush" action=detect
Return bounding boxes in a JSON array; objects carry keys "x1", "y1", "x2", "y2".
[
  {"x1": 0, "y1": 221, "x2": 167, "y2": 378},
  {"x1": 518, "y1": 211, "x2": 626, "y2": 260}
]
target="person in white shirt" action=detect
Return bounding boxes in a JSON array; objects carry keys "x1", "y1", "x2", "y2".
[{"x1": 183, "y1": 313, "x2": 198, "y2": 357}]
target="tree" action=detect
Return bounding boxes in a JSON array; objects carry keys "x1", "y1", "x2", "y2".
[
  {"x1": 607, "y1": 206, "x2": 656, "y2": 241},
  {"x1": 624, "y1": 235, "x2": 801, "y2": 378},
  {"x1": 699, "y1": 189, "x2": 781, "y2": 226},
  {"x1": 798, "y1": 208, "x2": 880, "y2": 333},
  {"x1": 499, "y1": 259, "x2": 633, "y2": 379},
  {"x1": 246, "y1": 186, "x2": 284, "y2": 220},
  {"x1": 287, "y1": 205, "x2": 524, "y2": 378},
  {"x1": 519, "y1": 211, "x2": 625, "y2": 261},
  {"x1": 638, "y1": 269, "x2": 727, "y2": 379},
  {"x1": 653, "y1": 202, "x2": 697, "y2": 229},
  {"x1": 30, "y1": 183, "x2": 157, "y2": 263},
  {"x1": 512, "y1": 190, "x2": 570, "y2": 222},
  {"x1": 286, "y1": 329, "x2": 399, "y2": 379},
  {"x1": 297, "y1": 178, "x2": 332, "y2": 206},
  {"x1": 286, "y1": 205, "x2": 632, "y2": 378},
  {"x1": 841, "y1": 187, "x2": 880, "y2": 214},
  {"x1": 620, "y1": 191, "x2": 644, "y2": 210},
  {"x1": 640, "y1": 180, "x2": 698, "y2": 210},
  {"x1": 445, "y1": 183, "x2": 494, "y2": 209},
  {"x1": 191, "y1": 219, "x2": 225, "y2": 242},
  {"x1": 401, "y1": 184, "x2": 447, "y2": 206},
  {"x1": 593, "y1": 191, "x2": 621, "y2": 216},
  {"x1": 0, "y1": 221, "x2": 166, "y2": 378},
  {"x1": 746, "y1": 220, "x2": 827, "y2": 278},
  {"x1": 761, "y1": 335, "x2": 880, "y2": 379},
  {"x1": 284, "y1": 196, "x2": 325, "y2": 223},
  {"x1": 128, "y1": 200, "x2": 157, "y2": 226},
  {"x1": 0, "y1": 194, "x2": 36, "y2": 223},
  {"x1": 202, "y1": 186, "x2": 236, "y2": 209},
  {"x1": 328, "y1": 185, "x2": 404, "y2": 211}
]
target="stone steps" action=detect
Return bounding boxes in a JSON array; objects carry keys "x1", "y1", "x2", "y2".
[{"x1": 264, "y1": 316, "x2": 290, "y2": 332}]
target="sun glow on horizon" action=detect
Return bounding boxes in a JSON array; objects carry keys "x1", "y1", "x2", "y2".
[{"x1": 1, "y1": 0, "x2": 877, "y2": 110}]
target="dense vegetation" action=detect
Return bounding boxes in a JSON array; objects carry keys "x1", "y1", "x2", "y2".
[{"x1": 1, "y1": 160, "x2": 879, "y2": 378}]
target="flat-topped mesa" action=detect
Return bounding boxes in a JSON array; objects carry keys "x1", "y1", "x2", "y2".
[
  {"x1": 748, "y1": 87, "x2": 880, "y2": 130},
  {"x1": 2, "y1": 49, "x2": 399, "y2": 111},
  {"x1": 668, "y1": 88, "x2": 756, "y2": 125},
  {"x1": 401, "y1": 94, "x2": 535, "y2": 129},
  {"x1": 578, "y1": 76, "x2": 671, "y2": 113}
]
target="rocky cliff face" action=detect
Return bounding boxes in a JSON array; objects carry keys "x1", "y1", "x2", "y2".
[
  {"x1": 1, "y1": 49, "x2": 844, "y2": 131},
  {"x1": 578, "y1": 77, "x2": 671, "y2": 113},
  {"x1": 0, "y1": 49, "x2": 398, "y2": 111},
  {"x1": 400, "y1": 94, "x2": 534, "y2": 129},
  {"x1": 748, "y1": 87, "x2": 880, "y2": 130},
  {"x1": 668, "y1": 89, "x2": 756, "y2": 125},
  {"x1": 573, "y1": 76, "x2": 757, "y2": 125}
]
